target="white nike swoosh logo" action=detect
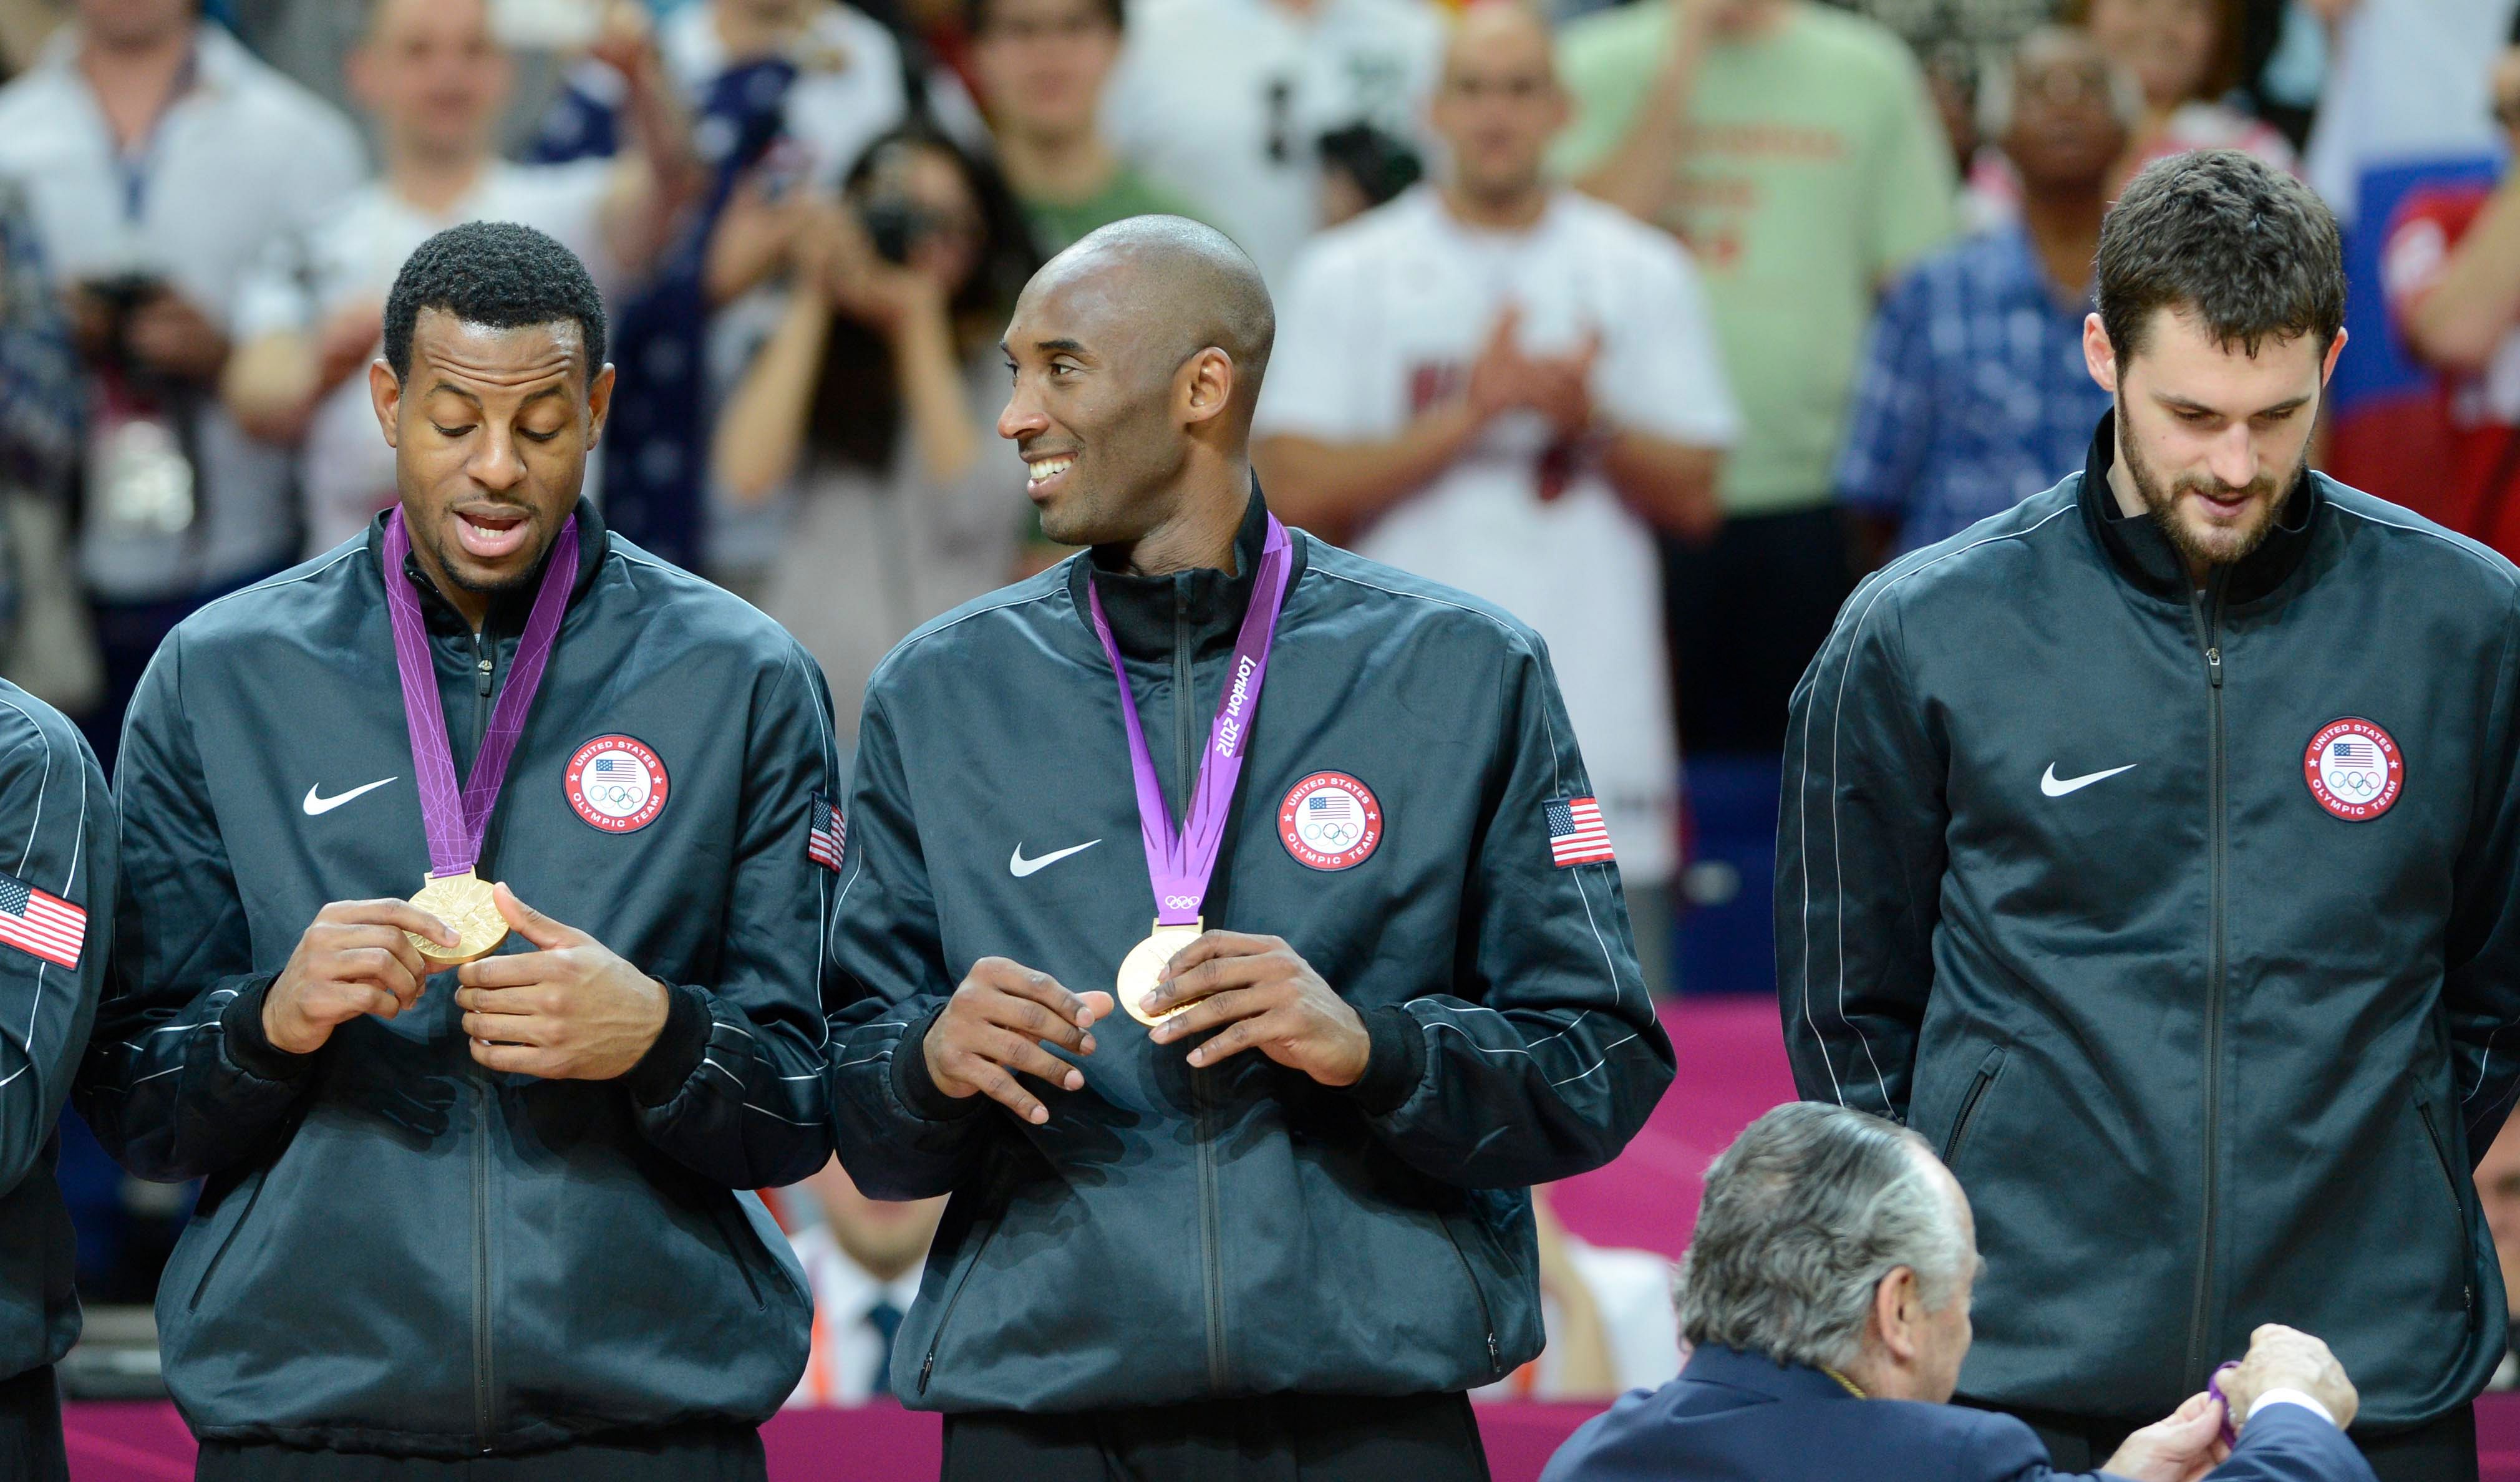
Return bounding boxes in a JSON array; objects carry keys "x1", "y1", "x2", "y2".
[
  {"x1": 303, "y1": 777, "x2": 398, "y2": 815},
  {"x1": 1009, "y1": 840, "x2": 1101, "y2": 877},
  {"x1": 2040, "y1": 763, "x2": 2138, "y2": 798}
]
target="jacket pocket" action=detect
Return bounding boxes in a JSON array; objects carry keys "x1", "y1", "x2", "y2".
[
  {"x1": 2414, "y1": 1097, "x2": 2478, "y2": 1324},
  {"x1": 187, "y1": 1165, "x2": 273, "y2": 1313},
  {"x1": 1941, "y1": 1047, "x2": 2008, "y2": 1172},
  {"x1": 1435, "y1": 1211, "x2": 1506, "y2": 1381},
  {"x1": 702, "y1": 1198, "x2": 768, "y2": 1313},
  {"x1": 914, "y1": 1211, "x2": 1004, "y2": 1398}
]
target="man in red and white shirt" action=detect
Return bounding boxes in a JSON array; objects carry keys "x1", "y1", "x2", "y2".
[
  {"x1": 2382, "y1": 42, "x2": 2520, "y2": 560},
  {"x1": 1254, "y1": 3, "x2": 1738, "y2": 994}
]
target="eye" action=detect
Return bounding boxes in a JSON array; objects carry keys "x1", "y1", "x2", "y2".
[
  {"x1": 432, "y1": 422, "x2": 472, "y2": 438},
  {"x1": 518, "y1": 427, "x2": 560, "y2": 444}
]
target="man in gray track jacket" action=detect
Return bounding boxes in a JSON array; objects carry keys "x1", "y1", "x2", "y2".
[
  {"x1": 825, "y1": 216, "x2": 1674, "y2": 1480},
  {"x1": 1780, "y1": 150, "x2": 2520, "y2": 1482},
  {"x1": 77, "y1": 224, "x2": 833, "y2": 1477},
  {"x1": 0, "y1": 680, "x2": 111, "y2": 1482}
]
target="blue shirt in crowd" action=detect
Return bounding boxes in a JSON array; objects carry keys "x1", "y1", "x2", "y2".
[{"x1": 1833, "y1": 223, "x2": 2111, "y2": 555}]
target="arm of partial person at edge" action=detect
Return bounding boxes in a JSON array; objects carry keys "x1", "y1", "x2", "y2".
[
  {"x1": 823, "y1": 689, "x2": 1001, "y2": 1202},
  {"x1": 2182, "y1": 1398, "x2": 2375, "y2": 1482},
  {"x1": 599, "y1": 37, "x2": 707, "y2": 283},
  {"x1": 0, "y1": 702, "x2": 114, "y2": 1197},
  {"x1": 1774, "y1": 574, "x2": 1946, "y2": 1123},
  {"x1": 1346, "y1": 634, "x2": 1675, "y2": 1189},
  {"x1": 620, "y1": 644, "x2": 841, "y2": 1190},
  {"x1": 2402, "y1": 172, "x2": 2520, "y2": 374},
  {"x1": 2449, "y1": 592, "x2": 2520, "y2": 1163},
  {"x1": 73, "y1": 633, "x2": 317, "y2": 1183},
  {"x1": 713, "y1": 288, "x2": 831, "y2": 506}
]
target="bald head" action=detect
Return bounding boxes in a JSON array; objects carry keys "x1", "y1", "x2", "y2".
[
  {"x1": 1432, "y1": 0, "x2": 1566, "y2": 209},
  {"x1": 1048, "y1": 216, "x2": 1276, "y2": 400},
  {"x1": 997, "y1": 216, "x2": 1274, "y2": 555}
]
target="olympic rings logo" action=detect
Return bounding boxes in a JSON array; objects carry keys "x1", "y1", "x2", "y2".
[
  {"x1": 2329, "y1": 771, "x2": 2382, "y2": 796},
  {"x1": 586, "y1": 782, "x2": 645, "y2": 807},
  {"x1": 1304, "y1": 821, "x2": 1359, "y2": 845},
  {"x1": 1161, "y1": 894, "x2": 1198, "y2": 911}
]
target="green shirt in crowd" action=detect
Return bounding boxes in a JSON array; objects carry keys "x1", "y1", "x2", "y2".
[
  {"x1": 1021, "y1": 167, "x2": 1211, "y2": 257},
  {"x1": 1552, "y1": 2, "x2": 1957, "y2": 517}
]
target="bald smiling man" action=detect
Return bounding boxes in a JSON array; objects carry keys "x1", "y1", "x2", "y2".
[{"x1": 823, "y1": 217, "x2": 1675, "y2": 1481}]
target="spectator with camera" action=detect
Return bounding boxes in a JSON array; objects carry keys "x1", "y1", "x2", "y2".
[
  {"x1": 967, "y1": 0, "x2": 1202, "y2": 257},
  {"x1": 221, "y1": 0, "x2": 697, "y2": 559},
  {"x1": 713, "y1": 125, "x2": 1037, "y2": 760},
  {"x1": 0, "y1": 0, "x2": 364, "y2": 768}
]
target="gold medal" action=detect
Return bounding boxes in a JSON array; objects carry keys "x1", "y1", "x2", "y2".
[
  {"x1": 1116, "y1": 919, "x2": 1203, "y2": 1027},
  {"x1": 406, "y1": 870, "x2": 508, "y2": 966}
]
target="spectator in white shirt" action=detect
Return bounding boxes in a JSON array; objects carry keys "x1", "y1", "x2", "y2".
[
  {"x1": 1475, "y1": 1187, "x2": 1683, "y2": 1403},
  {"x1": 221, "y1": 0, "x2": 698, "y2": 557},
  {"x1": 1100, "y1": 0, "x2": 1447, "y2": 288},
  {"x1": 1254, "y1": 2, "x2": 1738, "y2": 995},
  {"x1": 781, "y1": 1156, "x2": 946, "y2": 1407},
  {"x1": 0, "y1": 0, "x2": 364, "y2": 768}
]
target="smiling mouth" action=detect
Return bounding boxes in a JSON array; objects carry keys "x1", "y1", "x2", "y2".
[
  {"x1": 1025, "y1": 455, "x2": 1076, "y2": 496},
  {"x1": 452, "y1": 506, "x2": 532, "y2": 561}
]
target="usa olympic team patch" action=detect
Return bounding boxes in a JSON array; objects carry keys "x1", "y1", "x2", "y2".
[
  {"x1": 2304, "y1": 718, "x2": 2403, "y2": 821},
  {"x1": 1280, "y1": 772, "x2": 1382, "y2": 871},
  {"x1": 566, "y1": 734, "x2": 669, "y2": 833}
]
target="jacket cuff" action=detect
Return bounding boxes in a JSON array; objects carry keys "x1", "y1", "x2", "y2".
[
  {"x1": 891, "y1": 1002, "x2": 984, "y2": 1123},
  {"x1": 1345, "y1": 1004, "x2": 1427, "y2": 1117},
  {"x1": 220, "y1": 976, "x2": 315, "y2": 1083},
  {"x1": 624, "y1": 982, "x2": 710, "y2": 1108}
]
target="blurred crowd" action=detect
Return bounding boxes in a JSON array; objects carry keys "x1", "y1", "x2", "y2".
[{"x1": 1, "y1": 0, "x2": 2516, "y2": 1415}]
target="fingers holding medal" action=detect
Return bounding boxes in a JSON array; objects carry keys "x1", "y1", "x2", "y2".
[
  {"x1": 1142, "y1": 931, "x2": 1372, "y2": 1088},
  {"x1": 264, "y1": 898, "x2": 462, "y2": 1056},
  {"x1": 921, "y1": 957, "x2": 1113, "y2": 1125}
]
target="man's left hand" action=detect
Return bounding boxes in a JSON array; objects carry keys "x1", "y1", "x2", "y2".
[
  {"x1": 2099, "y1": 1392, "x2": 2230, "y2": 1482},
  {"x1": 1141, "y1": 932, "x2": 1369, "y2": 1087},
  {"x1": 453, "y1": 883, "x2": 672, "y2": 1080}
]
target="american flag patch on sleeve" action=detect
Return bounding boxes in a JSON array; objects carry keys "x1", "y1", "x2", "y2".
[
  {"x1": 1546, "y1": 797, "x2": 1616, "y2": 868},
  {"x1": 807, "y1": 794, "x2": 846, "y2": 873},
  {"x1": 0, "y1": 871, "x2": 84, "y2": 969}
]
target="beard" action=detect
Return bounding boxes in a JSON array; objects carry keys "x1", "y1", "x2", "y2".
[{"x1": 2121, "y1": 427, "x2": 2302, "y2": 574}]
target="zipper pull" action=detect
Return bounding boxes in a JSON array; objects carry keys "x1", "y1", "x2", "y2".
[
  {"x1": 918, "y1": 1351, "x2": 936, "y2": 1393},
  {"x1": 2205, "y1": 647, "x2": 2222, "y2": 687},
  {"x1": 1487, "y1": 1331, "x2": 1503, "y2": 1375},
  {"x1": 475, "y1": 654, "x2": 494, "y2": 697}
]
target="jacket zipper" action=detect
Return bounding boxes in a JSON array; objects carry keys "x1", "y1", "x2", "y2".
[
  {"x1": 1437, "y1": 1213, "x2": 1505, "y2": 1377},
  {"x1": 467, "y1": 630, "x2": 497, "y2": 1450},
  {"x1": 915, "y1": 1214, "x2": 1007, "y2": 1395},
  {"x1": 1175, "y1": 584, "x2": 1231, "y2": 1392},
  {"x1": 2183, "y1": 576, "x2": 2227, "y2": 1390}
]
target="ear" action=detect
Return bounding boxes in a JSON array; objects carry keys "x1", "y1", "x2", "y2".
[
  {"x1": 1178, "y1": 346, "x2": 1236, "y2": 429},
  {"x1": 370, "y1": 359, "x2": 404, "y2": 449},
  {"x1": 2082, "y1": 312, "x2": 2119, "y2": 396},
  {"x1": 586, "y1": 362, "x2": 618, "y2": 441},
  {"x1": 1873, "y1": 1266, "x2": 1923, "y2": 1365},
  {"x1": 2320, "y1": 327, "x2": 2349, "y2": 385}
]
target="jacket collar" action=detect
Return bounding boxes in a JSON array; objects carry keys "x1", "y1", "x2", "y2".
[
  {"x1": 2077, "y1": 409, "x2": 2322, "y2": 606},
  {"x1": 365, "y1": 496, "x2": 609, "y2": 641},
  {"x1": 1680, "y1": 1345, "x2": 1865, "y2": 1404},
  {"x1": 1069, "y1": 483, "x2": 1276, "y2": 664}
]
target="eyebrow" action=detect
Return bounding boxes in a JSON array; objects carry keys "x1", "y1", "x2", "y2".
[{"x1": 2153, "y1": 391, "x2": 2313, "y2": 419}]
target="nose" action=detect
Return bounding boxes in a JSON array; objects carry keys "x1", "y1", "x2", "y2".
[
  {"x1": 468, "y1": 421, "x2": 527, "y2": 495},
  {"x1": 998, "y1": 379, "x2": 1048, "y2": 443},
  {"x1": 2206, "y1": 423, "x2": 2257, "y2": 492}
]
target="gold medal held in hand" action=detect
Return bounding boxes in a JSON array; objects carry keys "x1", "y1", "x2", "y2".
[
  {"x1": 407, "y1": 869, "x2": 508, "y2": 966},
  {"x1": 1117, "y1": 918, "x2": 1203, "y2": 1027}
]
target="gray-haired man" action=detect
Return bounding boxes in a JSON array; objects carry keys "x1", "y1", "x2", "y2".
[{"x1": 1541, "y1": 1103, "x2": 2375, "y2": 1482}]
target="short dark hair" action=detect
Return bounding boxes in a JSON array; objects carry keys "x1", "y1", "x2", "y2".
[
  {"x1": 382, "y1": 221, "x2": 608, "y2": 380},
  {"x1": 965, "y1": 0, "x2": 1122, "y2": 40},
  {"x1": 2095, "y1": 149, "x2": 2344, "y2": 362}
]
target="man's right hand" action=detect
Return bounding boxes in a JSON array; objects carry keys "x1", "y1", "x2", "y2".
[
  {"x1": 2220, "y1": 1324, "x2": 2360, "y2": 1433},
  {"x1": 263, "y1": 900, "x2": 457, "y2": 1056},
  {"x1": 920, "y1": 958, "x2": 1112, "y2": 1125}
]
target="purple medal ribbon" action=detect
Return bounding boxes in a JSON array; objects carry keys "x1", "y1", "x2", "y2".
[
  {"x1": 381, "y1": 508, "x2": 579, "y2": 878},
  {"x1": 1085, "y1": 515, "x2": 1294, "y2": 926}
]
